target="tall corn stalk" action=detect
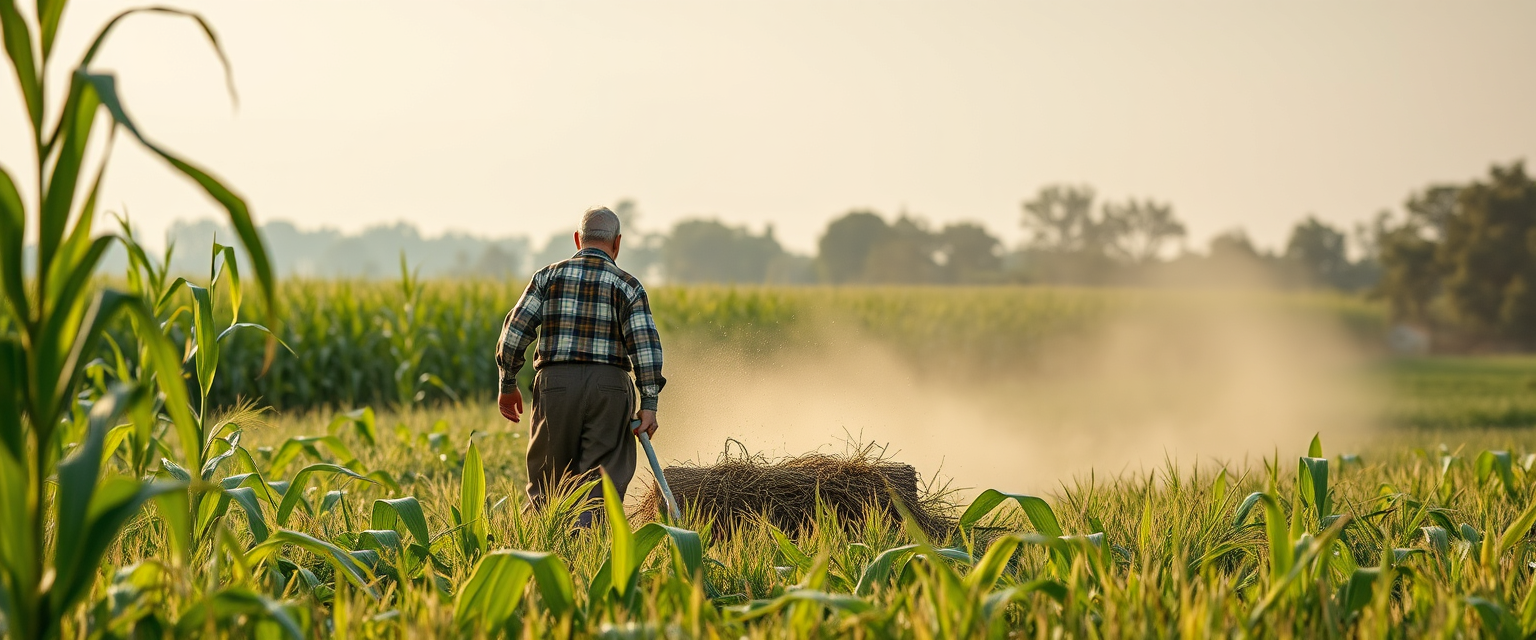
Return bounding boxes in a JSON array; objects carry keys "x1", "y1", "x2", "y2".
[{"x1": 0, "y1": 2, "x2": 275, "y2": 637}]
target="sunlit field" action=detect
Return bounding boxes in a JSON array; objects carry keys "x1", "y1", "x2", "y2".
[
  {"x1": 6, "y1": 1, "x2": 1536, "y2": 637},
  {"x1": 74, "y1": 276, "x2": 1536, "y2": 637}
]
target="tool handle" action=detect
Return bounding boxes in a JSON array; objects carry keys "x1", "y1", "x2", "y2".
[{"x1": 634, "y1": 420, "x2": 682, "y2": 521}]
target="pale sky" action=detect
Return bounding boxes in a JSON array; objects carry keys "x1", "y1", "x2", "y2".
[{"x1": 2, "y1": 1, "x2": 1533, "y2": 255}]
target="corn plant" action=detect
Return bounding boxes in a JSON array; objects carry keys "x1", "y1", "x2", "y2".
[{"x1": 0, "y1": 3, "x2": 282, "y2": 638}]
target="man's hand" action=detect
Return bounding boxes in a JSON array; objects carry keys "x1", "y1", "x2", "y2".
[
  {"x1": 632, "y1": 409, "x2": 658, "y2": 438},
  {"x1": 499, "y1": 389, "x2": 524, "y2": 423}
]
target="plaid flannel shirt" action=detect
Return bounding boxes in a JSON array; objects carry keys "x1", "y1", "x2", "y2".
[{"x1": 495, "y1": 248, "x2": 666, "y2": 411}]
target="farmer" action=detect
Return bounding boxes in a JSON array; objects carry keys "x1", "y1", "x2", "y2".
[{"x1": 495, "y1": 206, "x2": 666, "y2": 522}]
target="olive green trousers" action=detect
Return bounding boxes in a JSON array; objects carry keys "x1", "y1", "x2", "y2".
[{"x1": 525, "y1": 363, "x2": 637, "y2": 522}]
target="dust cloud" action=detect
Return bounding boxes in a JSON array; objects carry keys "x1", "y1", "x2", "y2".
[{"x1": 649, "y1": 293, "x2": 1382, "y2": 498}]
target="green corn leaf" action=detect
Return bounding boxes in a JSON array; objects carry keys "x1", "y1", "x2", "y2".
[
  {"x1": 1247, "y1": 515, "x2": 1349, "y2": 628},
  {"x1": 1299, "y1": 456, "x2": 1331, "y2": 522},
  {"x1": 216, "y1": 323, "x2": 293, "y2": 354},
  {"x1": 225, "y1": 486, "x2": 269, "y2": 543},
  {"x1": 52, "y1": 385, "x2": 134, "y2": 601},
  {"x1": 603, "y1": 472, "x2": 637, "y2": 597},
  {"x1": 769, "y1": 524, "x2": 812, "y2": 573},
  {"x1": 1336, "y1": 567, "x2": 1380, "y2": 616},
  {"x1": 967, "y1": 533, "x2": 1026, "y2": 591},
  {"x1": 187, "y1": 283, "x2": 219, "y2": 401},
  {"x1": 586, "y1": 558, "x2": 612, "y2": 608},
  {"x1": 455, "y1": 550, "x2": 575, "y2": 633},
  {"x1": 0, "y1": 337, "x2": 26, "y2": 461},
  {"x1": 153, "y1": 277, "x2": 189, "y2": 318},
  {"x1": 1255, "y1": 492, "x2": 1293, "y2": 578},
  {"x1": 1495, "y1": 494, "x2": 1536, "y2": 562},
  {"x1": 0, "y1": 165, "x2": 27, "y2": 323},
  {"x1": 0, "y1": 0, "x2": 41, "y2": 134},
  {"x1": 101, "y1": 422, "x2": 134, "y2": 469},
  {"x1": 854, "y1": 544, "x2": 918, "y2": 597},
  {"x1": 366, "y1": 470, "x2": 401, "y2": 495},
  {"x1": 1476, "y1": 451, "x2": 1519, "y2": 501},
  {"x1": 154, "y1": 481, "x2": 192, "y2": 566},
  {"x1": 460, "y1": 438, "x2": 488, "y2": 557},
  {"x1": 174, "y1": 588, "x2": 304, "y2": 640},
  {"x1": 45, "y1": 132, "x2": 111, "y2": 309},
  {"x1": 356, "y1": 529, "x2": 403, "y2": 556},
  {"x1": 958, "y1": 489, "x2": 1062, "y2": 537},
  {"x1": 328, "y1": 407, "x2": 378, "y2": 446},
  {"x1": 38, "y1": 73, "x2": 101, "y2": 279},
  {"x1": 247, "y1": 530, "x2": 376, "y2": 598},
  {"x1": 371, "y1": 497, "x2": 431, "y2": 550},
  {"x1": 36, "y1": 0, "x2": 63, "y2": 61},
  {"x1": 634, "y1": 522, "x2": 705, "y2": 581},
  {"x1": 276, "y1": 463, "x2": 370, "y2": 526},
  {"x1": 213, "y1": 243, "x2": 243, "y2": 322}
]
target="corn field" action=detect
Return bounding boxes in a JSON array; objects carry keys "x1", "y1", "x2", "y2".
[
  {"x1": 193, "y1": 280, "x2": 1383, "y2": 411},
  {"x1": 8, "y1": 2, "x2": 1536, "y2": 638}
]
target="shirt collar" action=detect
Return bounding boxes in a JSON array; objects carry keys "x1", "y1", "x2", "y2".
[{"x1": 573, "y1": 247, "x2": 616, "y2": 263}]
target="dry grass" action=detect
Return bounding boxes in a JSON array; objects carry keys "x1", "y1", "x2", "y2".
[{"x1": 634, "y1": 440, "x2": 954, "y2": 538}]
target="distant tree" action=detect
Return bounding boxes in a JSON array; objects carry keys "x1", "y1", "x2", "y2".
[
  {"x1": 1208, "y1": 229, "x2": 1264, "y2": 263},
  {"x1": 817, "y1": 211, "x2": 891, "y2": 283},
  {"x1": 1101, "y1": 199, "x2": 1186, "y2": 263},
  {"x1": 1019, "y1": 185, "x2": 1174, "y2": 284},
  {"x1": 1284, "y1": 216, "x2": 1351, "y2": 289},
  {"x1": 1438, "y1": 162, "x2": 1536, "y2": 342},
  {"x1": 863, "y1": 216, "x2": 941, "y2": 284},
  {"x1": 1378, "y1": 161, "x2": 1536, "y2": 347},
  {"x1": 662, "y1": 219, "x2": 785, "y2": 283},
  {"x1": 1377, "y1": 218, "x2": 1440, "y2": 324},
  {"x1": 935, "y1": 222, "x2": 1003, "y2": 283},
  {"x1": 1021, "y1": 185, "x2": 1098, "y2": 252}
]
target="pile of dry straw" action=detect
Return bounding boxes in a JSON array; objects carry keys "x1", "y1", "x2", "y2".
[{"x1": 635, "y1": 441, "x2": 953, "y2": 538}]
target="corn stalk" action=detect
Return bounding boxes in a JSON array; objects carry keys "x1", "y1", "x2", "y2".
[{"x1": 0, "y1": 2, "x2": 275, "y2": 636}]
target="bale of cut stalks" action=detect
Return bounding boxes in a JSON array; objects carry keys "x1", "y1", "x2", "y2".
[{"x1": 635, "y1": 442, "x2": 952, "y2": 538}]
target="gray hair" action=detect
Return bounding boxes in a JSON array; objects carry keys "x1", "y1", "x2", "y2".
[{"x1": 580, "y1": 206, "x2": 621, "y2": 244}]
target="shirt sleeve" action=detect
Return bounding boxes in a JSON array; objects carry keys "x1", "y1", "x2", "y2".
[
  {"x1": 495, "y1": 274, "x2": 545, "y2": 393},
  {"x1": 620, "y1": 284, "x2": 666, "y2": 411}
]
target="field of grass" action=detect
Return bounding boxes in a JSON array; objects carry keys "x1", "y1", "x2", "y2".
[
  {"x1": 71, "y1": 400, "x2": 1536, "y2": 638},
  {"x1": 53, "y1": 270, "x2": 1536, "y2": 638},
  {"x1": 1381, "y1": 357, "x2": 1536, "y2": 429},
  {"x1": 12, "y1": 4, "x2": 1536, "y2": 636}
]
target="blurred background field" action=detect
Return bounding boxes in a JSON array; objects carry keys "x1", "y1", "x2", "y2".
[{"x1": 158, "y1": 279, "x2": 1529, "y2": 497}]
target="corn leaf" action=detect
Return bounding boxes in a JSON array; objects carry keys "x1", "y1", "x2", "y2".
[
  {"x1": 174, "y1": 588, "x2": 303, "y2": 640},
  {"x1": 460, "y1": 438, "x2": 487, "y2": 557},
  {"x1": 959, "y1": 489, "x2": 1062, "y2": 537},
  {"x1": 276, "y1": 463, "x2": 370, "y2": 525},
  {"x1": 0, "y1": 0, "x2": 41, "y2": 133},
  {"x1": 371, "y1": 497, "x2": 430, "y2": 550},
  {"x1": 247, "y1": 530, "x2": 376, "y2": 598}
]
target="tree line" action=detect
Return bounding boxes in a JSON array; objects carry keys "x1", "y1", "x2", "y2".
[{"x1": 142, "y1": 160, "x2": 1534, "y2": 348}]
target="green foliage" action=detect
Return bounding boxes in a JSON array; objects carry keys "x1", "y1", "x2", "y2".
[
  {"x1": 0, "y1": 2, "x2": 278, "y2": 637},
  {"x1": 1379, "y1": 161, "x2": 1536, "y2": 347}
]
